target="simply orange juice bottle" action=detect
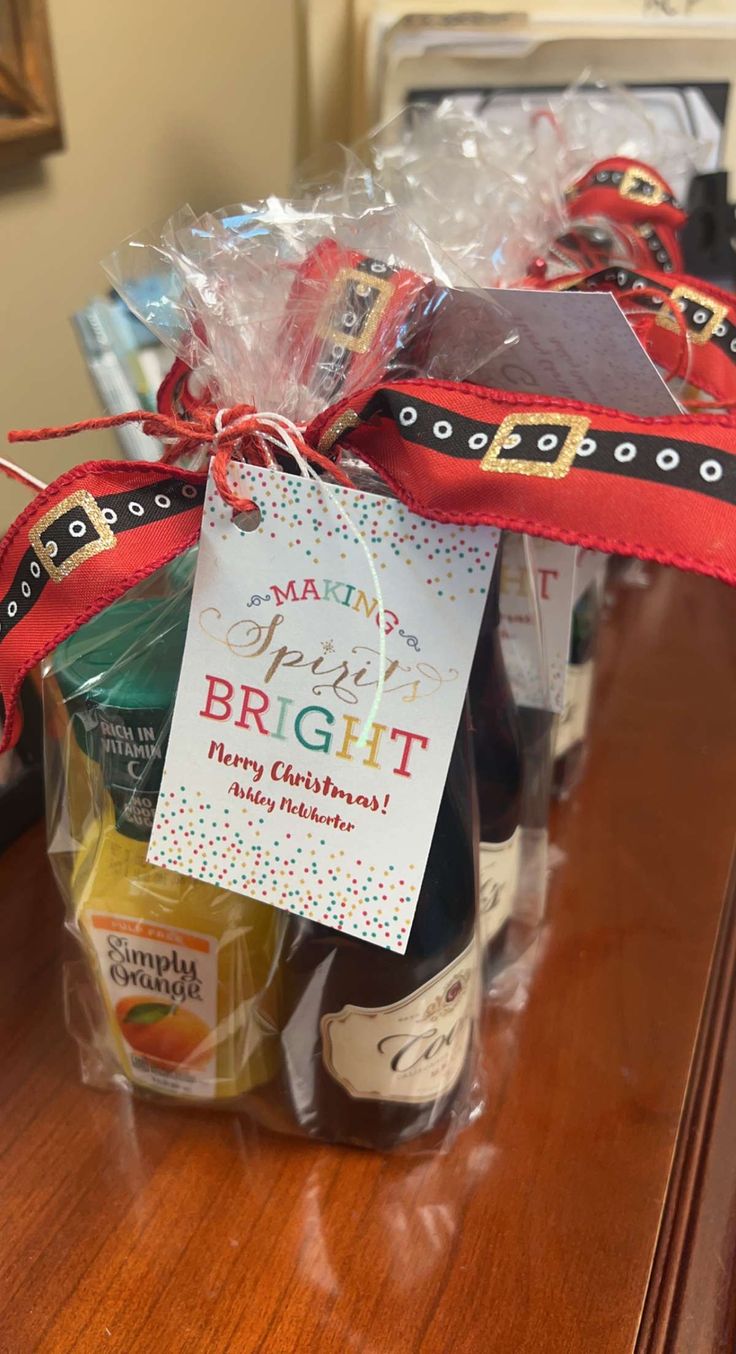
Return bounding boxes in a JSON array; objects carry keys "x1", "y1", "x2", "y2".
[{"x1": 52, "y1": 594, "x2": 280, "y2": 1103}]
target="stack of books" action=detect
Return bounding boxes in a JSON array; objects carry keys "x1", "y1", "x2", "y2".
[{"x1": 72, "y1": 291, "x2": 172, "y2": 460}]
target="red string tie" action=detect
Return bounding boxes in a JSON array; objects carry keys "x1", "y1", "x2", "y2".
[{"x1": 6, "y1": 402, "x2": 352, "y2": 507}]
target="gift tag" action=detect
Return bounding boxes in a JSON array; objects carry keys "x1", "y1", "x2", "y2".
[
  {"x1": 149, "y1": 464, "x2": 498, "y2": 953},
  {"x1": 499, "y1": 534, "x2": 577, "y2": 713}
]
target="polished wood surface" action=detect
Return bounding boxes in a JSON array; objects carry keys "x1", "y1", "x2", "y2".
[{"x1": 1, "y1": 565, "x2": 736, "y2": 1354}]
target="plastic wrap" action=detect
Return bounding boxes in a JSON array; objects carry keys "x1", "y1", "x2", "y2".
[
  {"x1": 553, "y1": 554, "x2": 607, "y2": 799},
  {"x1": 510, "y1": 81, "x2": 709, "y2": 202},
  {"x1": 44, "y1": 566, "x2": 485, "y2": 1149},
  {"x1": 43, "y1": 565, "x2": 285, "y2": 1108},
  {"x1": 103, "y1": 193, "x2": 513, "y2": 419},
  {"x1": 298, "y1": 131, "x2": 557, "y2": 1000},
  {"x1": 479, "y1": 82, "x2": 705, "y2": 284},
  {"x1": 331, "y1": 85, "x2": 707, "y2": 290},
  {"x1": 40, "y1": 195, "x2": 528, "y2": 1152},
  {"x1": 317, "y1": 87, "x2": 705, "y2": 998},
  {"x1": 340, "y1": 88, "x2": 713, "y2": 415},
  {"x1": 346, "y1": 100, "x2": 568, "y2": 288},
  {"x1": 296, "y1": 137, "x2": 568, "y2": 1004}
]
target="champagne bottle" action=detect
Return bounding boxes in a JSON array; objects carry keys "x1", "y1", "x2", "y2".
[
  {"x1": 469, "y1": 538, "x2": 523, "y2": 980},
  {"x1": 52, "y1": 594, "x2": 279, "y2": 1102},
  {"x1": 263, "y1": 711, "x2": 479, "y2": 1150},
  {"x1": 260, "y1": 284, "x2": 493, "y2": 1146},
  {"x1": 553, "y1": 580, "x2": 600, "y2": 794}
]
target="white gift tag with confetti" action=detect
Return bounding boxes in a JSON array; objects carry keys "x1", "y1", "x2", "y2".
[{"x1": 149, "y1": 463, "x2": 498, "y2": 953}]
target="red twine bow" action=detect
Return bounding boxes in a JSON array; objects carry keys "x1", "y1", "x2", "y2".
[{"x1": 6, "y1": 402, "x2": 352, "y2": 512}]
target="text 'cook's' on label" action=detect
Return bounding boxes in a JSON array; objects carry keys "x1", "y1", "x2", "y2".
[{"x1": 320, "y1": 941, "x2": 477, "y2": 1104}]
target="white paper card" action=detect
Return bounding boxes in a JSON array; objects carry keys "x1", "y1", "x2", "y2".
[
  {"x1": 149, "y1": 464, "x2": 498, "y2": 954},
  {"x1": 479, "y1": 289, "x2": 682, "y2": 418}
]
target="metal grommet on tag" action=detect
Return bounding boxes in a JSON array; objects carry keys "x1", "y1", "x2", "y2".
[{"x1": 232, "y1": 505, "x2": 262, "y2": 533}]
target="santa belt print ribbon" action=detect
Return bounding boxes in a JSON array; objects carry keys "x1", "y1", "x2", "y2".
[
  {"x1": 4, "y1": 379, "x2": 736, "y2": 750},
  {"x1": 309, "y1": 379, "x2": 736, "y2": 584},
  {"x1": 561, "y1": 268, "x2": 736, "y2": 354},
  {"x1": 0, "y1": 461, "x2": 206, "y2": 751},
  {"x1": 0, "y1": 471, "x2": 204, "y2": 642},
  {"x1": 551, "y1": 267, "x2": 736, "y2": 402},
  {"x1": 316, "y1": 386, "x2": 734, "y2": 499},
  {"x1": 565, "y1": 158, "x2": 685, "y2": 273},
  {"x1": 568, "y1": 160, "x2": 682, "y2": 215}
]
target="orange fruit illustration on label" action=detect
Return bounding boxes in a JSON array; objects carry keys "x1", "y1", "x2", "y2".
[{"x1": 115, "y1": 998, "x2": 212, "y2": 1070}]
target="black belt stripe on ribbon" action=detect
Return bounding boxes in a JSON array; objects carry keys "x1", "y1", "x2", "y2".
[
  {"x1": 572, "y1": 166, "x2": 680, "y2": 211},
  {"x1": 359, "y1": 390, "x2": 736, "y2": 504},
  {"x1": 572, "y1": 267, "x2": 736, "y2": 364},
  {"x1": 312, "y1": 257, "x2": 400, "y2": 405},
  {"x1": 0, "y1": 475, "x2": 204, "y2": 642},
  {"x1": 635, "y1": 226, "x2": 674, "y2": 273}
]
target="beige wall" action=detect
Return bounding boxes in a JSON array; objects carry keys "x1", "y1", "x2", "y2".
[{"x1": 0, "y1": 0, "x2": 296, "y2": 530}]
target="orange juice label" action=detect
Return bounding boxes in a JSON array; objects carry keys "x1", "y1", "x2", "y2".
[{"x1": 85, "y1": 912, "x2": 219, "y2": 1099}]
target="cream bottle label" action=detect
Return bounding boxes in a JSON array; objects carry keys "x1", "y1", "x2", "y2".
[
  {"x1": 555, "y1": 660, "x2": 594, "y2": 758},
  {"x1": 321, "y1": 942, "x2": 477, "y2": 1104},
  {"x1": 479, "y1": 828, "x2": 521, "y2": 946},
  {"x1": 84, "y1": 913, "x2": 218, "y2": 1099}
]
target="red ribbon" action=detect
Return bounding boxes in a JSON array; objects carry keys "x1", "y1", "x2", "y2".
[
  {"x1": 7, "y1": 404, "x2": 352, "y2": 514},
  {"x1": 3, "y1": 373, "x2": 736, "y2": 752},
  {"x1": 565, "y1": 156, "x2": 686, "y2": 275},
  {"x1": 308, "y1": 379, "x2": 736, "y2": 585},
  {"x1": 2, "y1": 159, "x2": 735, "y2": 752},
  {"x1": 548, "y1": 265, "x2": 736, "y2": 406},
  {"x1": 0, "y1": 459, "x2": 207, "y2": 752}
]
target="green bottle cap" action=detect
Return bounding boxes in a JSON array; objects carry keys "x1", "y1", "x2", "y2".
[
  {"x1": 55, "y1": 596, "x2": 188, "y2": 710},
  {"x1": 54, "y1": 595, "x2": 190, "y2": 840}
]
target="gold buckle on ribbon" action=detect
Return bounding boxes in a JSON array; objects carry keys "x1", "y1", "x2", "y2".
[
  {"x1": 28, "y1": 489, "x2": 116, "y2": 582},
  {"x1": 480, "y1": 412, "x2": 590, "y2": 479},
  {"x1": 318, "y1": 267, "x2": 394, "y2": 354},
  {"x1": 619, "y1": 166, "x2": 665, "y2": 207},
  {"x1": 656, "y1": 284, "x2": 729, "y2": 345},
  {"x1": 317, "y1": 409, "x2": 360, "y2": 455}
]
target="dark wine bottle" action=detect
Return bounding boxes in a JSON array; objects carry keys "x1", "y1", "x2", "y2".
[
  {"x1": 257, "y1": 269, "x2": 498, "y2": 1148},
  {"x1": 469, "y1": 537, "x2": 523, "y2": 980},
  {"x1": 263, "y1": 711, "x2": 479, "y2": 1151},
  {"x1": 553, "y1": 580, "x2": 600, "y2": 795}
]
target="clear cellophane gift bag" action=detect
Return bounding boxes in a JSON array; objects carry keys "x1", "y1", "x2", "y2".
[
  {"x1": 38, "y1": 83, "x2": 722, "y2": 1148},
  {"x1": 340, "y1": 84, "x2": 719, "y2": 886},
  {"x1": 42, "y1": 186, "x2": 546, "y2": 1153}
]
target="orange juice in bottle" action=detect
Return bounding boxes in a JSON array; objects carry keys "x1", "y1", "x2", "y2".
[{"x1": 53, "y1": 595, "x2": 279, "y2": 1103}]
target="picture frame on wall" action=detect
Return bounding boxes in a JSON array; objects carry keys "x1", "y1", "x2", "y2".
[{"x1": 0, "y1": 0, "x2": 63, "y2": 171}]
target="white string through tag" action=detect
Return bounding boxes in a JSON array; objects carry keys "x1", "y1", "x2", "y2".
[
  {"x1": 248, "y1": 411, "x2": 387, "y2": 750},
  {"x1": 0, "y1": 458, "x2": 47, "y2": 493},
  {"x1": 212, "y1": 406, "x2": 275, "y2": 531}
]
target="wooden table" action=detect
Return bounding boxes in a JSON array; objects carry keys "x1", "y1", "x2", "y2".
[{"x1": 2, "y1": 564, "x2": 736, "y2": 1354}]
